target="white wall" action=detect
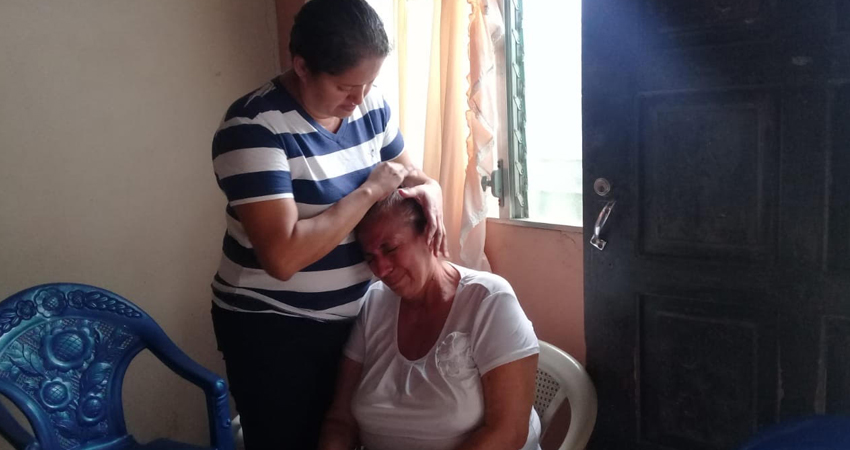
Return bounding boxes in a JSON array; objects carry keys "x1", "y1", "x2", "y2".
[{"x1": 0, "y1": 0, "x2": 279, "y2": 446}]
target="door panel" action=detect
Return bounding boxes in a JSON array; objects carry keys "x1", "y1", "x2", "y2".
[
  {"x1": 583, "y1": 0, "x2": 850, "y2": 448},
  {"x1": 821, "y1": 316, "x2": 850, "y2": 414},
  {"x1": 639, "y1": 294, "x2": 777, "y2": 450},
  {"x1": 638, "y1": 90, "x2": 779, "y2": 262},
  {"x1": 838, "y1": 0, "x2": 850, "y2": 32},
  {"x1": 779, "y1": 87, "x2": 828, "y2": 269},
  {"x1": 828, "y1": 84, "x2": 850, "y2": 272}
]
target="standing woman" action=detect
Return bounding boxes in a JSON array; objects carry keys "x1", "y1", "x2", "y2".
[{"x1": 209, "y1": 0, "x2": 446, "y2": 448}]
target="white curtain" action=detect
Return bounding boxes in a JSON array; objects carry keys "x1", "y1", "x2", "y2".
[
  {"x1": 378, "y1": 0, "x2": 504, "y2": 271},
  {"x1": 462, "y1": 0, "x2": 504, "y2": 270}
]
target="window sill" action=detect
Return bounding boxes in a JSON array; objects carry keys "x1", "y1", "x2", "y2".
[{"x1": 486, "y1": 217, "x2": 583, "y2": 234}]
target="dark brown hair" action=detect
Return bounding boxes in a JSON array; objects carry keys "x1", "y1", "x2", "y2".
[{"x1": 289, "y1": 0, "x2": 390, "y2": 75}]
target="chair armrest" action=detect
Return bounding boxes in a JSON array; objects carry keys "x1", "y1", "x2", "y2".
[{"x1": 146, "y1": 329, "x2": 234, "y2": 450}]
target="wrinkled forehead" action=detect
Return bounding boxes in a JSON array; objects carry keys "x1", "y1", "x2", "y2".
[{"x1": 357, "y1": 214, "x2": 411, "y2": 249}]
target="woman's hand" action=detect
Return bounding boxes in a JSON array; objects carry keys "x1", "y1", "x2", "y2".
[
  {"x1": 318, "y1": 357, "x2": 363, "y2": 450},
  {"x1": 399, "y1": 180, "x2": 448, "y2": 257},
  {"x1": 387, "y1": 151, "x2": 447, "y2": 257},
  {"x1": 363, "y1": 161, "x2": 409, "y2": 201}
]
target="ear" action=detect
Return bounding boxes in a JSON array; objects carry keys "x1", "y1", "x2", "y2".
[{"x1": 292, "y1": 55, "x2": 310, "y2": 80}]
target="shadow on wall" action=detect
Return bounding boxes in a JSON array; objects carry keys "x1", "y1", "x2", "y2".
[{"x1": 0, "y1": 0, "x2": 280, "y2": 445}]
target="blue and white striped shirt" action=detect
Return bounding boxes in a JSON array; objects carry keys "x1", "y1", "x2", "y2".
[{"x1": 211, "y1": 77, "x2": 404, "y2": 321}]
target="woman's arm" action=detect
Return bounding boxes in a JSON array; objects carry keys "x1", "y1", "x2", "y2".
[
  {"x1": 392, "y1": 152, "x2": 448, "y2": 257},
  {"x1": 454, "y1": 354, "x2": 540, "y2": 450},
  {"x1": 318, "y1": 357, "x2": 364, "y2": 450},
  {"x1": 234, "y1": 161, "x2": 407, "y2": 281}
]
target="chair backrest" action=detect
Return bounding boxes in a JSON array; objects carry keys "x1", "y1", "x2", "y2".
[
  {"x1": 533, "y1": 341, "x2": 597, "y2": 450},
  {"x1": 0, "y1": 283, "x2": 232, "y2": 450}
]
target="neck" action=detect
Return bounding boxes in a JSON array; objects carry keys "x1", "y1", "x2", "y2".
[{"x1": 406, "y1": 260, "x2": 459, "y2": 310}]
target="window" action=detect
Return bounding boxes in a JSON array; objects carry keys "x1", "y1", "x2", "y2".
[
  {"x1": 498, "y1": 0, "x2": 583, "y2": 227},
  {"x1": 368, "y1": 0, "x2": 582, "y2": 228}
]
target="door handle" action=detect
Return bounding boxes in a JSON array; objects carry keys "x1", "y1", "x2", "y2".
[{"x1": 590, "y1": 200, "x2": 616, "y2": 251}]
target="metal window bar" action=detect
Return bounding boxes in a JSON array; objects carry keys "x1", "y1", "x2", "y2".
[{"x1": 504, "y1": 0, "x2": 529, "y2": 218}]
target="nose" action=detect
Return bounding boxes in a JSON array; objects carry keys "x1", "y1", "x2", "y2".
[
  {"x1": 371, "y1": 256, "x2": 393, "y2": 279},
  {"x1": 348, "y1": 85, "x2": 366, "y2": 105}
]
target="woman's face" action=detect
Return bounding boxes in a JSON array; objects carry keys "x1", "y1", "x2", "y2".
[
  {"x1": 358, "y1": 214, "x2": 434, "y2": 299},
  {"x1": 295, "y1": 55, "x2": 385, "y2": 119}
]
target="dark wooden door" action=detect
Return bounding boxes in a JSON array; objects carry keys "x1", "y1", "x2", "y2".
[{"x1": 582, "y1": 1, "x2": 850, "y2": 449}]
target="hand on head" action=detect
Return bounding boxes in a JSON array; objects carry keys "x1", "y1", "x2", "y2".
[
  {"x1": 398, "y1": 185, "x2": 448, "y2": 258},
  {"x1": 363, "y1": 162, "x2": 409, "y2": 200}
]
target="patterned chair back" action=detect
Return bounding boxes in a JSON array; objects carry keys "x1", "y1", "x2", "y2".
[{"x1": 0, "y1": 283, "x2": 232, "y2": 450}]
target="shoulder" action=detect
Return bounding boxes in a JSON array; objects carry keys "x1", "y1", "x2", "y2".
[
  {"x1": 454, "y1": 267, "x2": 527, "y2": 325},
  {"x1": 223, "y1": 81, "x2": 274, "y2": 120},
  {"x1": 365, "y1": 279, "x2": 393, "y2": 297},
  {"x1": 457, "y1": 266, "x2": 516, "y2": 300},
  {"x1": 221, "y1": 79, "x2": 296, "y2": 123},
  {"x1": 360, "y1": 280, "x2": 398, "y2": 316}
]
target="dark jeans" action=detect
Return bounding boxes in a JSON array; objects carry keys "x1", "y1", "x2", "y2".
[{"x1": 211, "y1": 305, "x2": 354, "y2": 450}]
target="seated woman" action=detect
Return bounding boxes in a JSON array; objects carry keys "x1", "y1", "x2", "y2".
[{"x1": 319, "y1": 192, "x2": 542, "y2": 450}]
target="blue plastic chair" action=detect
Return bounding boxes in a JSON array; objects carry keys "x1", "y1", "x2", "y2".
[{"x1": 0, "y1": 283, "x2": 233, "y2": 450}]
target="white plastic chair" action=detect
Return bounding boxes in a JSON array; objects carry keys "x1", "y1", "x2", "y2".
[{"x1": 534, "y1": 341, "x2": 597, "y2": 450}]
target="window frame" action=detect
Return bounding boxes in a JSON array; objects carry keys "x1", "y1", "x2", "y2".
[
  {"x1": 501, "y1": 0, "x2": 529, "y2": 220},
  {"x1": 496, "y1": 0, "x2": 583, "y2": 231}
]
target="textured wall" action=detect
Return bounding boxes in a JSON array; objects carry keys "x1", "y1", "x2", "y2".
[{"x1": 0, "y1": 0, "x2": 279, "y2": 445}]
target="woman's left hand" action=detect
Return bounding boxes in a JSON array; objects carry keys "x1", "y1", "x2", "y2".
[{"x1": 399, "y1": 181, "x2": 448, "y2": 258}]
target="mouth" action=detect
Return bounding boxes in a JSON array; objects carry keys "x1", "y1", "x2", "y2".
[{"x1": 382, "y1": 275, "x2": 402, "y2": 288}]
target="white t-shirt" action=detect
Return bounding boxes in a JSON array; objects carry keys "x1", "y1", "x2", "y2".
[{"x1": 344, "y1": 265, "x2": 542, "y2": 450}]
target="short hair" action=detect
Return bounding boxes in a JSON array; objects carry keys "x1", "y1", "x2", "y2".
[
  {"x1": 356, "y1": 191, "x2": 427, "y2": 240},
  {"x1": 289, "y1": 0, "x2": 391, "y2": 75}
]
